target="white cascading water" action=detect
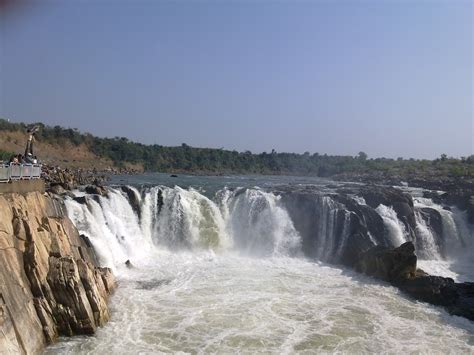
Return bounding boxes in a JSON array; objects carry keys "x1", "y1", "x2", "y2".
[
  {"x1": 65, "y1": 186, "x2": 302, "y2": 271},
  {"x1": 375, "y1": 204, "x2": 407, "y2": 247},
  {"x1": 149, "y1": 186, "x2": 231, "y2": 251},
  {"x1": 314, "y1": 196, "x2": 337, "y2": 261},
  {"x1": 334, "y1": 211, "x2": 353, "y2": 260},
  {"x1": 414, "y1": 210, "x2": 441, "y2": 260},
  {"x1": 65, "y1": 189, "x2": 155, "y2": 272},
  {"x1": 222, "y1": 188, "x2": 301, "y2": 257},
  {"x1": 413, "y1": 197, "x2": 474, "y2": 281},
  {"x1": 311, "y1": 196, "x2": 352, "y2": 262},
  {"x1": 47, "y1": 185, "x2": 474, "y2": 353}
]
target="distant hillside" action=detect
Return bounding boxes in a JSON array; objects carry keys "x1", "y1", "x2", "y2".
[{"x1": 0, "y1": 119, "x2": 473, "y2": 181}]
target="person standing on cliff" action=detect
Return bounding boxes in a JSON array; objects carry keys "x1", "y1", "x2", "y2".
[{"x1": 24, "y1": 125, "x2": 40, "y2": 163}]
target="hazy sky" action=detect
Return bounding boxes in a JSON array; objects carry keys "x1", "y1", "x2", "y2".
[{"x1": 0, "y1": 0, "x2": 472, "y2": 158}]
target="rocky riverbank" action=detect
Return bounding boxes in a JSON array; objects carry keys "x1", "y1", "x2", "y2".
[
  {"x1": 355, "y1": 241, "x2": 474, "y2": 321},
  {"x1": 333, "y1": 171, "x2": 474, "y2": 223},
  {"x1": 0, "y1": 191, "x2": 116, "y2": 354},
  {"x1": 273, "y1": 182, "x2": 474, "y2": 321},
  {"x1": 41, "y1": 165, "x2": 109, "y2": 192}
]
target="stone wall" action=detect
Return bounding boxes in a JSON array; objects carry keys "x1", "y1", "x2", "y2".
[
  {"x1": 0, "y1": 180, "x2": 45, "y2": 195},
  {"x1": 0, "y1": 191, "x2": 115, "y2": 354}
]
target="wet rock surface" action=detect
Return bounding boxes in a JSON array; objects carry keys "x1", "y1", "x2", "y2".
[
  {"x1": 273, "y1": 183, "x2": 474, "y2": 321},
  {"x1": 355, "y1": 241, "x2": 474, "y2": 321}
]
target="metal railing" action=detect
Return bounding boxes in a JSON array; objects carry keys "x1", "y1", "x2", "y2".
[{"x1": 0, "y1": 163, "x2": 42, "y2": 182}]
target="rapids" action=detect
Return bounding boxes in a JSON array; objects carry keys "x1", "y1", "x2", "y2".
[{"x1": 45, "y1": 175, "x2": 474, "y2": 353}]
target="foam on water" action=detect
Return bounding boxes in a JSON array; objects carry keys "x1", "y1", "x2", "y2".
[
  {"x1": 413, "y1": 197, "x2": 474, "y2": 280},
  {"x1": 52, "y1": 184, "x2": 474, "y2": 353},
  {"x1": 45, "y1": 252, "x2": 474, "y2": 354}
]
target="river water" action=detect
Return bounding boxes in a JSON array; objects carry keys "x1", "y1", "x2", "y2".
[{"x1": 45, "y1": 174, "x2": 474, "y2": 353}]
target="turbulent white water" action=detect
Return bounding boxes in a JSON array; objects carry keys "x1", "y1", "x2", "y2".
[
  {"x1": 46, "y1": 184, "x2": 474, "y2": 353},
  {"x1": 46, "y1": 252, "x2": 474, "y2": 354},
  {"x1": 414, "y1": 197, "x2": 474, "y2": 281},
  {"x1": 414, "y1": 210, "x2": 441, "y2": 260}
]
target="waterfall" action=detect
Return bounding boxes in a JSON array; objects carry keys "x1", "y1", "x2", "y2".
[
  {"x1": 223, "y1": 188, "x2": 301, "y2": 257},
  {"x1": 65, "y1": 190, "x2": 155, "y2": 273},
  {"x1": 65, "y1": 184, "x2": 474, "y2": 280},
  {"x1": 65, "y1": 186, "x2": 303, "y2": 270},
  {"x1": 413, "y1": 197, "x2": 472, "y2": 259},
  {"x1": 375, "y1": 204, "x2": 407, "y2": 247},
  {"x1": 145, "y1": 186, "x2": 231, "y2": 251},
  {"x1": 414, "y1": 210, "x2": 440, "y2": 259},
  {"x1": 311, "y1": 196, "x2": 354, "y2": 262}
]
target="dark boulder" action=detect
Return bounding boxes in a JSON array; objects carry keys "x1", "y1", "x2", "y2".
[
  {"x1": 425, "y1": 187, "x2": 474, "y2": 225},
  {"x1": 280, "y1": 191, "x2": 379, "y2": 265},
  {"x1": 85, "y1": 185, "x2": 108, "y2": 196},
  {"x1": 333, "y1": 194, "x2": 387, "y2": 246},
  {"x1": 360, "y1": 186, "x2": 417, "y2": 239},
  {"x1": 354, "y1": 241, "x2": 474, "y2": 321},
  {"x1": 48, "y1": 184, "x2": 67, "y2": 195},
  {"x1": 399, "y1": 278, "x2": 474, "y2": 321},
  {"x1": 121, "y1": 186, "x2": 141, "y2": 219},
  {"x1": 73, "y1": 196, "x2": 87, "y2": 205},
  {"x1": 157, "y1": 188, "x2": 164, "y2": 215},
  {"x1": 354, "y1": 242, "x2": 417, "y2": 283}
]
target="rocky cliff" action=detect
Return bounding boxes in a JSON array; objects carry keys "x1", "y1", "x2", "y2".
[{"x1": 0, "y1": 191, "x2": 115, "y2": 354}]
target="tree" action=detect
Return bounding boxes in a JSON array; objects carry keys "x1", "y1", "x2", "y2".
[{"x1": 357, "y1": 151, "x2": 368, "y2": 161}]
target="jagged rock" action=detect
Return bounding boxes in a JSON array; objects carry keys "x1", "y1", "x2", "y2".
[
  {"x1": 0, "y1": 191, "x2": 115, "y2": 353},
  {"x1": 157, "y1": 188, "x2": 164, "y2": 215},
  {"x1": 73, "y1": 196, "x2": 87, "y2": 205},
  {"x1": 121, "y1": 186, "x2": 141, "y2": 219},
  {"x1": 398, "y1": 278, "x2": 474, "y2": 320},
  {"x1": 280, "y1": 189, "x2": 386, "y2": 266},
  {"x1": 354, "y1": 241, "x2": 474, "y2": 321},
  {"x1": 354, "y1": 242, "x2": 417, "y2": 283},
  {"x1": 85, "y1": 185, "x2": 108, "y2": 196},
  {"x1": 360, "y1": 186, "x2": 417, "y2": 238},
  {"x1": 49, "y1": 184, "x2": 67, "y2": 195}
]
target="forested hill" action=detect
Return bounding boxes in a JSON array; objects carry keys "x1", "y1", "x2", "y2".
[{"x1": 0, "y1": 119, "x2": 473, "y2": 181}]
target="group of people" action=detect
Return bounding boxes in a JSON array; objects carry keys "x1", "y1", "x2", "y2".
[
  {"x1": 9, "y1": 153, "x2": 38, "y2": 164},
  {"x1": 5, "y1": 125, "x2": 40, "y2": 165}
]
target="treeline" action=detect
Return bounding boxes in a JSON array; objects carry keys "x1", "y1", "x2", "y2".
[{"x1": 0, "y1": 118, "x2": 473, "y2": 177}]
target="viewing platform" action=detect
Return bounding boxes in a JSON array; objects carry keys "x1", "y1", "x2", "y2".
[{"x1": 0, "y1": 163, "x2": 45, "y2": 194}]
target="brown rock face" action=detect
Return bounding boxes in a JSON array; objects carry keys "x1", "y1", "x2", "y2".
[{"x1": 0, "y1": 191, "x2": 116, "y2": 354}]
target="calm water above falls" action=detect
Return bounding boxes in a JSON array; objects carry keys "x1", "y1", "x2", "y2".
[{"x1": 46, "y1": 174, "x2": 474, "y2": 353}]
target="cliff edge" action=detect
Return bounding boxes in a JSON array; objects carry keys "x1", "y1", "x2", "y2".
[{"x1": 0, "y1": 191, "x2": 115, "y2": 354}]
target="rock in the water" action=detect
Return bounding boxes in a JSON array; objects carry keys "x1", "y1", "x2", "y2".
[
  {"x1": 354, "y1": 242, "x2": 417, "y2": 283},
  {"x1": 49, "y1": 184, "x2": 67, "y2": 195},
  {"x1": 85, "y1": 185, "x2": 108, "y2": 196},
  {"x1": 121, "y1": 186, "x2": 141, "y2": 219},
  {"x1": 360, "y1": 186, "x2": 417, "y2": 239},
  {"x1": 354, "y1": 241, "x2": 474, "y2": 321}
]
